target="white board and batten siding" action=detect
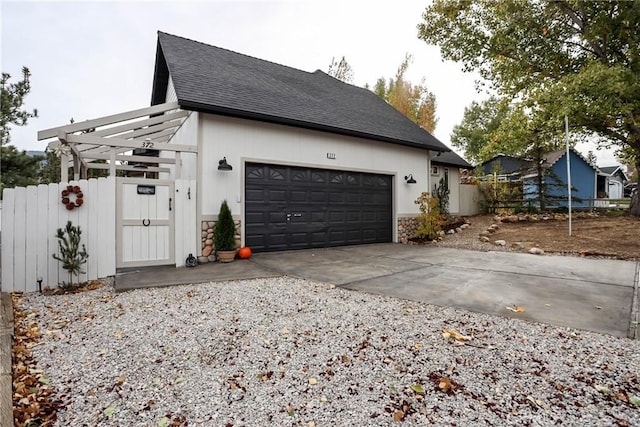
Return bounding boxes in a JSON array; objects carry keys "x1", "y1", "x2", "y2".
[{"x1": 1, "y1": 177, "x2": 116, "y2": 293}]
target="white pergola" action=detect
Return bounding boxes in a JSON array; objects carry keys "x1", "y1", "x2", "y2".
[{"x1": 37, "y1": 102, "x2": 197, "y2": 182}]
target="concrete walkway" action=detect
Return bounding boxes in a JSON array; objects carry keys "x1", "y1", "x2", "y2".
[{"x1": 116, "y1": 244, "x2": 639, "y2": 339}]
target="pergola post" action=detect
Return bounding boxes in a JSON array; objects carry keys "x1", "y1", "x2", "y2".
[{"x1": 60, "y1": 153, "x2": 69, "y2": 183}]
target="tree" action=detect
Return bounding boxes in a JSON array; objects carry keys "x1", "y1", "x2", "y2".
[
  {"x1": 327, "y1": 56, "x2": 354, "y2": 83},
  {"x1": 451, "y1": 97, "x2": 511, "y2": 164},
  {"x1": 1, "y1": 67, "x2": 38, "y2": 146},
  {"x1": 373, "y1": 54, "x2": 438, "y2": 133},
  {"x1": 418, "y1": 0, "x2": 640, "y2": 214},
  {"x1": 1, "y1": 67, "x2": 40, "y2": 193},
  {"x1": 0, "y1": 145, "x2": 42, "y2": 192}
]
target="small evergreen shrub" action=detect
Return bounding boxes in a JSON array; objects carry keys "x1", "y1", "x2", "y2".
[
  {"x1": 214, "y1": 200, "x2": 236, "y2": 251},
  {"x1": 52, "y1": 221, "x2": 89, "y2": 290}
]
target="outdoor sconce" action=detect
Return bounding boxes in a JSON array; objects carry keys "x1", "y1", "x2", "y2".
[
  {"x1": 218, "y1": 157, "x2": 233, "y2": 171},
  {"x1": 404, "y1": 174, "x2": 417, "y2": 184}
]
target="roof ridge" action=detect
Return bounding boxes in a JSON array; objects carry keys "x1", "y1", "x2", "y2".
[{"x1": 158, "y1": 30, "x2": 318, "y2": 77}]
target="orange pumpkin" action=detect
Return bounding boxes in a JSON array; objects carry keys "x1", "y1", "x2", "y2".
[{"x1": 238, "y1": 246, "x2": 252, "y2": 259}]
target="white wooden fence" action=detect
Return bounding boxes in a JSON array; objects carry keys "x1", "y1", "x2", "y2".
[
  {"x1": 1, "y1": 177, "x2": 116, "y2": 292},
  {"x1": 459, "y1": 183, "x2": 481, "y2": 216}
]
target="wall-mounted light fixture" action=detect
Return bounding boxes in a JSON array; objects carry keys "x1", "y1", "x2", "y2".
[
  {"x1": 404, "y1": 174, "x2": 417, "y2": 184},
  {"x1": 218, "y1": 157, "x2": 232, "y2": 171}
]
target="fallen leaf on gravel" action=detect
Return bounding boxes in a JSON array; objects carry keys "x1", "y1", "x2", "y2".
[
  {"x1": 506, "y1": 305, "x2": 526, "y2": 313},
  {"x1": 414, "y1": 342, "x2": 423, "y2": 350},
  {"x1": 438, "y1": 377, "x2": 454, "y2": 393},
  {"x1": 175, "y1": 377, "x2": 184, "y2": 384},
  {"x1": 309, "y1": 377, "x2": 318, "y2": 385},
  {"x1": 286, "y1": 404, "x2": 295, "y2": 416},
  {"x1": 103, "y1": 406, "x2": 116, "y2": 417},
  {"x1": 411, "y1": 384, "x2": 425, "y2": 394},
  {"x1": 157, "y1": 417, "x2": 170, "y2": 427},
  {"x1": 594, "y1": 384, "x2": 610, "y2": 394},
  {"x1": 442, "y1": 328, "x2": 472, "y2": 342},
  {"x1": 594, "y1": 306, "x2": 602, "y2": 310},
  {"x1": 630, "y1": 396, "x2": 640, "y2": 407},
  {"x1": 393, "y1": 410, "x2": 405, "y2": 421}
]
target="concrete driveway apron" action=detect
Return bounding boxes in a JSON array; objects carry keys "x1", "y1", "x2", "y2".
[{"x1": 251, "y1": 244, "x2": 639, "y2": 338}]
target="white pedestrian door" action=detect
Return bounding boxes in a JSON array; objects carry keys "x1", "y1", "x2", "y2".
[{"x1": 117, "y1": 178, "x2": 175, "y2": 268}]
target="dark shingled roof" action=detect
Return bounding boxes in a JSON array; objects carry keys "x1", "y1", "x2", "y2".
[
  {"x1": 151, "y1": 32, "x2": 449, "y2": 152},
  {"x1": 432, "y1": 151, "x2": 473, "y2": 169}
]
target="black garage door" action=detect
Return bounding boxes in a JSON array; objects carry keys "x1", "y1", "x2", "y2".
[{"x1": 245, "y1": 163, "x2": 392, "y2": 252}]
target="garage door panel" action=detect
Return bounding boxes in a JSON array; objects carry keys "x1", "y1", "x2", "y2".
[{"x1": 245, "y1": 163, "x2": 391, "y2": 252}]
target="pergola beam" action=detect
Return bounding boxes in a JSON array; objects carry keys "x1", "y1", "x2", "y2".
[
  {"x1": 65, "y1": 133, "x2": 197, "y2": 153},
  {"x1": 91, "y1": 110, "x2": 189, "y2": 138},
  {"x1": 38, "y1": 102, "x2": 180, "y2": 140},
  {"x1": 88, "y1": 163, "x2": 170, "y2": 173}
]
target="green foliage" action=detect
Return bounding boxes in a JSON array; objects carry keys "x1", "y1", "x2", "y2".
[
  {"x1": 38, "y1": 148, "x2": 62, "y2": 184},
  {"x1": 214, "y1": 200, "x2": 236, "y2": 251},
  {"x1": 372, "y1": 54, "x2": 437, "y2": 133},
  {"x1": 1, "y1": 66, "x2": 38, "y2": 146},
  {"x1": 418, "y1": 0, "x2": 640, "y2": 213},
  {"x1": 414, "y1": 192, "x2": 444, "y2": 240},
  {"x1": 52, "y1": 221, "x2": 89, "y2": 289},
  {"x1": 434, "y1": 176, "x2": 450, "y2": 215},
  {"x1": 327, "y1": 56, "x2": 354, "y2": 83},
  {"x1": 0, "y1": 145, "x2": 42, "y2": 193},
  {"x1": 451, "y1": 97, "x2": 511, "y2": 164}
]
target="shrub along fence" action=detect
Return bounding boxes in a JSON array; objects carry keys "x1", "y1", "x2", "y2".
[{"x1": 1, "y1": 177, "x2": 116, "y2": 292}]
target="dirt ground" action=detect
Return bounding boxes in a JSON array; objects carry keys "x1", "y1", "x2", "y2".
[{"x1": 436, "y1": 213, "x2": 640, "y2": 261}]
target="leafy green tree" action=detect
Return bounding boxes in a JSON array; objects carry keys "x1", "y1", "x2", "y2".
[
  {"x1": 373, "y1": 54, "x2": 437, "y2": 133},
  {"x1": 451, "y1": 97, "x2": 511, "y2": 164},
  {"x1": 418, "y1": 0, "x2": 640, "y2": 214},
  {"x1": 1, "y1": 67, "x2": 38, "y2": 146},
  {"x1": 327, "y1": 56, "x2": 354, "y2": 83}
]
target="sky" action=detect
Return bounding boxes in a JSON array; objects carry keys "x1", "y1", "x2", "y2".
[{"x1": 1, "y1": 0, "x2": 619, "y2": 166}]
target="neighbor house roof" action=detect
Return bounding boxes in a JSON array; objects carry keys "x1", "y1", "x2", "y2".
[
  {"x1": 432, "y1": 150, "x2": 473, "y2": 169},
  {"x1": 598, "y1": 165, "x2": 628, "y2": 180},
  {"x1": 479, "y1": 154, "x2": 531, "y2": 175},
  {"x1": 543, "y1": 147, "x2": 599, "y2": 172},
  {"x1": 151, "y1": 32, "x2": 449, "y2": 153}
]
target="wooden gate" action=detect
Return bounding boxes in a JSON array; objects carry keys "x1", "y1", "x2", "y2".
[{"x1": 116, "y1": 178, "x2": 175, "y2": 268}]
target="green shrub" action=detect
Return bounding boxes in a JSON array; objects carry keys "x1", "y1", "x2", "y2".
[
  {"x1": 52, "y1": 221, "x2": 89, "y2": 290},
  {"x1": 214, "y1": 200, "x2": 236, "y2": 251}
]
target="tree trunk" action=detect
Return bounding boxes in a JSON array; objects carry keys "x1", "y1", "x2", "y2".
[{"x1": 630, "y1": 159, "x2": 640, "y2": 216}]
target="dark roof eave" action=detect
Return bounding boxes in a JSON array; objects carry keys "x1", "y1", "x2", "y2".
[{"x1": 179, "y1": 100, "x2": 450, "y2": 152}]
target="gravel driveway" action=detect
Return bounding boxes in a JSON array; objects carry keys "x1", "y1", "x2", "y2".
[{"x1": 19, "y1": 276, "x2": 640, "y2": 426}]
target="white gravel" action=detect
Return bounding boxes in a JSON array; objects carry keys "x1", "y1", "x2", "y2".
[{"x1": 20, "y1": 276, "x2": 640, "y2": 426}]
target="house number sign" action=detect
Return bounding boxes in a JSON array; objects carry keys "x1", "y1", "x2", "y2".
[
  {"x1": 327, "y1": 152, "x2": 336, "y2": 160},
  {"x1": 137, "y1": 185, "x2": 156, "y2": 195}
]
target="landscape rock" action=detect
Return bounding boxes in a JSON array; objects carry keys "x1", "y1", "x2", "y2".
[
  {"x1": 529, "y1": 247, "x2": 545, "y2": 255},
  {"x1": 501, "y1": 215, "x2": 519, "y2": 223},
  {"x1": 460, "y1": 223, "x2": 470, "y2": 230},
  {"x1": 479, "y1": 231, "x2": 490, "y2": 236},
  {"x1": 479, "y1": 236, "x2": 490, "y2": 242},
  {"x1": 511, "y1": 242, "x2": 525, "y2": 250},
  {"x1": 447, "y1": 229, "x2": 456, "y2": 234},
  {"x1": 494, "y1": 240, "x2": 506, "y2": 246},
  {"x1": 202, "y1": 245, "x2": 213, "y2": 257}
]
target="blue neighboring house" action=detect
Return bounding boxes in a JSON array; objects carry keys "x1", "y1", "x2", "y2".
[
  {"x1": 523, "y1": 148, "x2": 598, "y2": 208},
  {"x1": 479, "y1": 154, "x2": 531, "y2": 181}
]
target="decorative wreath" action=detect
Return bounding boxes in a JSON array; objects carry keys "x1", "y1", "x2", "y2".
[{"x1": 61, "y1": 185, "x2": 84, "y2": 210}]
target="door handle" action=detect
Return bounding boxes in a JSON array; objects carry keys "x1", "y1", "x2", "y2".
[{"x1": 169, "y1": 197, "x2": 172, "y2": 211}]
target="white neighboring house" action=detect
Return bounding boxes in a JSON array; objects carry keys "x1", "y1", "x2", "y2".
[
  {"x1": 37, "y1": 31, "x2": 452, "y2": 268},
  {"x1": 597, "y1": 165, "x2": 628, "y2": 199}
]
